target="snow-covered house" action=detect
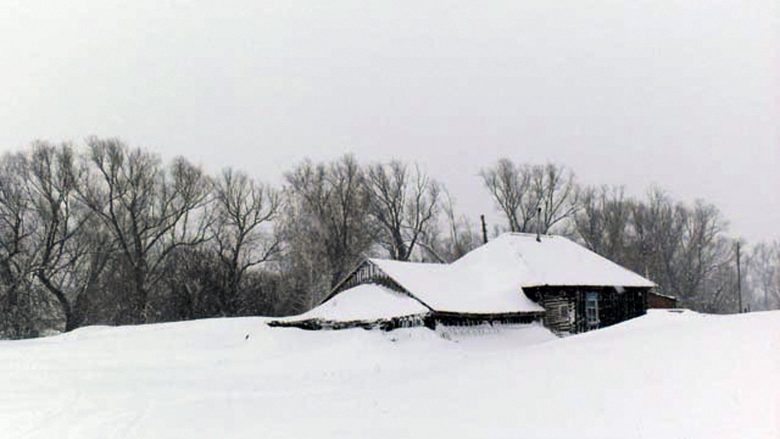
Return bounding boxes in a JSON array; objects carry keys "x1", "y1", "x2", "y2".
[{"x1": 270, "y1": 233, "x2": 656, "y2": 334}]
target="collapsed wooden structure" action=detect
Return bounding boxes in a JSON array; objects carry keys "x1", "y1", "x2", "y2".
[
  {"x1": 268, "y1": 314, "x2": 430, "y2": 331},
  {"x1": 270, "y1": 233, "x2": 656, "y2": 334}
]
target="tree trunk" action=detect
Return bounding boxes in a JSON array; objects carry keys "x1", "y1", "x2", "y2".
[
  {"x1": 36, "y1": 272, "x2": 75, "y2": 332},
  {"x1": 131, "y1": 264, "x2": 149, "y2": 324}
]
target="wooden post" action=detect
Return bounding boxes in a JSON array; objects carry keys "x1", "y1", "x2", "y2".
[
  {"x1": 480, "y1": 214, "x2": 488, "y2": 244},
  {"x1": 536, "y1": 207, "x2": 542, "y2": 242},
  {"x1": 736, "y1": 241, "x2": 743, "y2": 313}
]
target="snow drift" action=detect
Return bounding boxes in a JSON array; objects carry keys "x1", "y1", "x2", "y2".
[{"x1": 0, "y1": 310, "x2": 777, "y2": 439}]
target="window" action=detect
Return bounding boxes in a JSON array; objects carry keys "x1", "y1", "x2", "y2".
[
  {"x1": 549, "y1": 304, "x2": 568, "y2": 323},
  {"x1": 585, "y1": 292, "x2": 600, "y2": 329}
]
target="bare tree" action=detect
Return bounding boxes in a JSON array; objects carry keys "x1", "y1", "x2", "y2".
[
  {"x1": 677, "y1": 201, "x2": 731, "y2": 304},
  {"x1": 630, "y1": 189, "x2": 687, "y2": 291},
  {"x1": 422, "y1": 191, "x2": 481, "y2": 263},
  {"x1": 628, "y1": 190, "x2": 737, "y2": 311},
  {"x1": 530, "y1": 163, "x2": 579, "y2": 233},
  {"x1": 76, "y1": 138, "x2": 211, "y2": 323},
  {"x1": 574, "y1": 185, "x2": 632, "y2": 262},
  {"x1": 282, "y1": 155, "x2": 376, "y2": 304},
  {"x1": 211, "y1": 168, "x2": 281, "y2": 314},
  {"x1": 481, "y1": 160, "x2": 578, "y2": 233},
  {"x1": 0, "y1": 153, "x2": 39, "y2": 336},
  {"x1": 747, "y1": 241, "x2": 780, "y2": 310},
  {"x1": 25, "y1": 142, "x2": 91, "y2": 331},
  {"x1": 66, "y1": 216, "x2": 114, "y2": 327},
  {"x1": 365, "y1": 161, "x2": 440, "y2": 261},
  {"x1": 480, "y1": 159, "x2": 527, "y2": 232}
]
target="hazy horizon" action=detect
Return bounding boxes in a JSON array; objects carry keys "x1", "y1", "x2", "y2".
[{"x1": 2, "y1": 0, "x2": 778, "y2": 242}]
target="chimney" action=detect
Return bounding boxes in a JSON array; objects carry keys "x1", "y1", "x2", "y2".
[
  {"x1": 536, "y1": 207, "x2": 542, "y2": 242},
  {"x1": 480, "y1": 214, "x2": 488, "y2": 244}
]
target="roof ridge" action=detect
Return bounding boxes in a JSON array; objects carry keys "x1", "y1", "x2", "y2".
[{"x1": 499, "y1": 232, "x2": 560, "y2": 238}]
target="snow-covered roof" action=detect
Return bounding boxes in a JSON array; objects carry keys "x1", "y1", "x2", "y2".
[
  {"x1": 369, "y1": 258, "x2": 545, "y2": 314},
  {"x1": 290, "y1": 284, "x2": 430, "y2": 322},
  {"x1": 452, "y1": 233, "x2": 657, "y2": 289}
]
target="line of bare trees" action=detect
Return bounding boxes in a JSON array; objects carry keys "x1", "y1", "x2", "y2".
[
  {"x1": 479, "y1": 160, "x2": 780, "y2": 314},
  {"x1": 0, "y1": 141, "x2": 777, "y2": 338},
  {"x1": 0, "y1": 140, "x2": 453, "y2": 338}
]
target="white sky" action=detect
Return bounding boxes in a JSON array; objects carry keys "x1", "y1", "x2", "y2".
[{"x1": 1, "y1": 0, "x2": 778, "y2": 242}]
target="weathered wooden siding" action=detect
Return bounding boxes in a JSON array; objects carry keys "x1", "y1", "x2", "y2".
[
  {"x1": 525, "y1": 286, "x2": 649, "y2": 334},
  {"x1": 541, "y1": 293, "x2": 576, "y2": 333},
  {"x1": 329, "y1": 260, "x2": 408, "y2": 298},
  {"x1": 648, "y1": 292, "x2": 677, "y2": 309},
  {"x1": 432, "y1": 311, "x2": 542, "y2": 327}
]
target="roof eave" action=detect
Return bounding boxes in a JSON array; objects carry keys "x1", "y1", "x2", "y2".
[{"x1": 520, "y1": 282, "x2": 656, "y2": 289}]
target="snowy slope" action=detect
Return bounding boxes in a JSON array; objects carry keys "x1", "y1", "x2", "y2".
[{"x1": 0, "y1": 311, "x2": 778, "y2": 439}]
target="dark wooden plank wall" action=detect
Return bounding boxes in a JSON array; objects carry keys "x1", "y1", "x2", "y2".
[
  {"x1": 648, "y1": 292, "x2": 677, "y2": 309},
  {"x1": 526, "y1": 286, "x2": 649, "y2": 334},
  {"x1": 541, "y1": 294, "x2": 575, "y2": 333},
  {"x1": 432, "y1": 311, "x2": 542, "y2": 327}
]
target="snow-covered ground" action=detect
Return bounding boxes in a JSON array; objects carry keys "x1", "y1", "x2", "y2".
[{"x1": 0, "y1": 310, "x2": 778, "y2": 439}]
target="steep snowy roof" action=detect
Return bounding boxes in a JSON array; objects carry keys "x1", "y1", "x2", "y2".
[
  {"x1": 292, "y1": 284, "x2": 430, "y2": 321},
  {"x1": 369, "y1": 258, "x2": 545, "y2": 314},
  {"x1": 453, "y1": 233, "x2": 656, "y2": 289}
]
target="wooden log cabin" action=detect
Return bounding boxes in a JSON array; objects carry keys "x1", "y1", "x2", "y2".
[{"x1": 270, "y1": 233, "x2": 656, "y2": 335}]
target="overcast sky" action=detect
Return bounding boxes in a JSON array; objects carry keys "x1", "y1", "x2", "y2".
[{"x1": 1, "y1": 1, "x2": 778, "y2": 242}]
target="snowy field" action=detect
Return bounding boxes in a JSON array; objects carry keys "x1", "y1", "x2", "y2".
[{"x1": 0, "y1": 310, "x2": 778, "y2": 439}]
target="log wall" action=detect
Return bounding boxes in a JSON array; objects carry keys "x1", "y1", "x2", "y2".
[{"x1": 525, "y1": 286, "x2": 649, "y2": 334}]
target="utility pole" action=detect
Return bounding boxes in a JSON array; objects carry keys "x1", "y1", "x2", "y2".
[
  {"x1": 736, "y1": 241, "x2": 742, "y2": 313},
  {"x1": 535, "y1": 207, "x2": 542, "y2": 242}
]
